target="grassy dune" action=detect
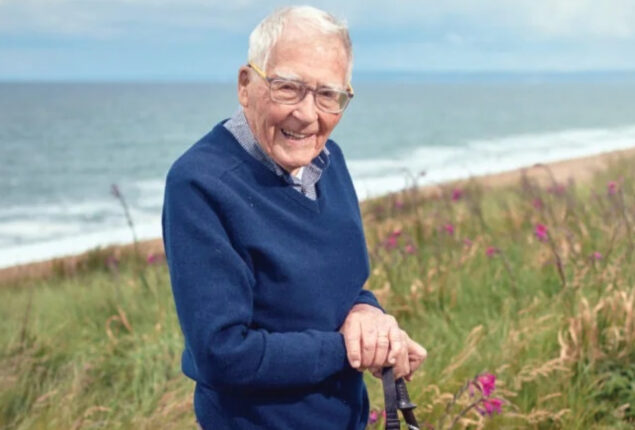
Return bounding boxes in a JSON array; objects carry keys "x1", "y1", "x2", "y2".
[{"x1": 1, "y1": 153, "x2": 633, "y2": 429}]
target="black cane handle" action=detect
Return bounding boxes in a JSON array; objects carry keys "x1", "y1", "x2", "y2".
[{"x1": 381, "y1": 367, "x2": 420, "y2": 430}]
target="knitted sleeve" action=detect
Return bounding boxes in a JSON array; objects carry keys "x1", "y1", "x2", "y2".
[
  {"x1": 353, "y1": 289, "x2": 384, "y2": 312},
  {"x1": 162, "y1": 168, "x2": 350, "y2": 390}
]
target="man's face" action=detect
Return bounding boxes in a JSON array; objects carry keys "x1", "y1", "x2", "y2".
[{"x1": 238, "y1": 27, "x2": 349, "y2": 175}]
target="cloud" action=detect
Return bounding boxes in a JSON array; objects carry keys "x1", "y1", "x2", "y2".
[
  {"x1": 0, "y1": 0, "x2": 265, "y2": 38},
  {"x1": 1, "y1": 0, "x2": 634, "y2": 79},
  {"x1": 519, "y1": 0, "x2": 635, "y2": 39},
  {"x1": 2, "y1": 0, "x2": 635, "y2": 40}
]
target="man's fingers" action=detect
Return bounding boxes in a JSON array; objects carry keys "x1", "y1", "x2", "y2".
[
  {"x1": 403, "y1": 339, "x2": 427, "y2": 380},
  {"x1": 371, "y1": 329, "x2": 390, "y2": 369},
  {"x1": 343, "y1": 319, "x2": 362, "y2": 369},
  {"x1": 394, "y1": 346, "x2": 410, "y2": 380},
  {"x1": 407, "y1": 340, "x2": 428, "y2": 372},
  {"x1": 360, "y1": 325, "x2": 378, "y2": 368},
  {"x1": 386, "y1": 325, "x2": 403, "y2": 365},
  {"x1": 369, "y1": 366, "x2": 382, "y2": 379},
  {"x1": 392, "y1": 330, "x2": 412, "y2": 379},
  {"x1": 408, "y1": 339, "x2": 427, "y2": 358}
]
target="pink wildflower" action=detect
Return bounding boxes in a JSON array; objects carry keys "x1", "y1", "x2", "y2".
[
  {"x1": 394, "y1": 199, "x2": 404, "y2": 209},
  {"x1": 404, "y1": 244, "x2": 416, "y2": 254},
  {"x1": 476, "y1": 373, "x2": 496, "y2": 397},
  {"x1": 443, "y1": 223, "x2": 455, "y2": 235},
  {"x1": 451, "y1": 188, "x2": 463, "y2": 201},
  {"x1": 486, "y1": 246, "x2": 498, "y2": 257},
  {"x1": 369, "y1": 410, "x2": 379, "y2": 424},
  {"x1": 532, "y1": 198, "x2": 543, "y2": 209},
  {"x1": 547, "y1": 183, "x2": 566, "y2": 195},
  {"x1": 607, "y1": 181, "x2": 618, "y2": 196},
  {"x1": 463, "y1": 238, "x2": 473, "y2": 248},
  {"x1": 592, "y1": 251, "x2": 602, "y2": 261},
  {"x1": 147, "y1": 253, "x2": 159, "y2": 265},
  {"x1": 384, "y1": 229, "x2": 403, "y2": 250},
  {"x1": 534, "y1": 223, "x2": 548, "y2": 242},
  {"x1": 479, "y1": 397, "x2": 504, "y2": 416}
]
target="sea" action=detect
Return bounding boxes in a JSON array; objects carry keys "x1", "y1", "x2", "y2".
[{"x1": 2, "y1": 73, "x2": 635, "y2": 269}]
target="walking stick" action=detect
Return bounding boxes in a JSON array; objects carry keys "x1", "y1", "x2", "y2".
[{"x1": 381, "y1": 367, "x2": 420, "y2": 430}]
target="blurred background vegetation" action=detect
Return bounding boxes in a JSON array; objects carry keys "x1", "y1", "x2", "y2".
[{"x1": 1, "y1": 153, "x2": 633, "y2": 429}]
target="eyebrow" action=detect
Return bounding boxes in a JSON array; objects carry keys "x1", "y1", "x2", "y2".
[
  {"x1": 271, "y1": 70, "x2": 346, "y2": 91},
  {"x1": 272, "y1": 70, "x2": 303, "y2": 81}
]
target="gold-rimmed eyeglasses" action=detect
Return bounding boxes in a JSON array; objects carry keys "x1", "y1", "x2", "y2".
[{"x1": 248, "y1": 62, "x2": 354, "y2": 114}]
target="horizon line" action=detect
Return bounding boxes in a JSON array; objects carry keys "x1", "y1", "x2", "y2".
[{"x1": 2, "y1": 69, "x2": 635, "y2": 84}]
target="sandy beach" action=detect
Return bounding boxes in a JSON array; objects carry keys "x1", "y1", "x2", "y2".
[{"x1": 2, "y1": 146, "x2": 633, "y2": 286}]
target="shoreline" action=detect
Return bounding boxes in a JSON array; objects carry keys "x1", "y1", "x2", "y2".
[{"x1": 1, "y1": 146, "x2": 633, "y2": 286}]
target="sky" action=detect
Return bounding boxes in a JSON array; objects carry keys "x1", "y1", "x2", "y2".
[{"x1": 1, "y1": 0, "x2": 635, "y2": 81}]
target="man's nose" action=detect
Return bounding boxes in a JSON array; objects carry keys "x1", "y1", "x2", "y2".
[{"x1": 292, "y1": 90, "x2": 319, "y2": 122}]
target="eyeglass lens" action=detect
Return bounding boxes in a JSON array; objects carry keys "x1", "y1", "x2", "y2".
[{"x1": 269, "y1": 79, "x2": 349, "y2": 113}]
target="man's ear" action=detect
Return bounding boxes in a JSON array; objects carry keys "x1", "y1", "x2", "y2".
[{"x1": 237, "y1": 67, "x2": 251, "y2": 107}]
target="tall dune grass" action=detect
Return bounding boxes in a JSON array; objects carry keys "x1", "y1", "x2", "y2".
[{"x1": 1, "y1": 154, "x2": 633, "y2": 429}]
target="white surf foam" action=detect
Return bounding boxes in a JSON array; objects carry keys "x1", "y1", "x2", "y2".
[
  {"x1": 1, "y1": 125, "x2": 633, "y2": 268},
  {"x1": 0, "y1": 216, "x2": 162, "y2": 269},
  {"x1": 351, "y1": 125, "x2": 635, "y2": 199}
]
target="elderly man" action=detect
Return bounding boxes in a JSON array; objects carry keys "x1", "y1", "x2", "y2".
[{"x1": 162, "y1": 6, "x2": 426, "y2": 430}]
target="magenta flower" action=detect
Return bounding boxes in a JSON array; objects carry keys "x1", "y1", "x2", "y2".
[
  {"x1": 404, "y1": 244, "x2": 416, "y2": 254},
  {"x1": 532, "y1": 198, "x2": 543, "y2": 209},
  {"x1": 478, "y1": 397, "x2": 504, "y2": 416},
  {"x1": 385, "y1": 236, "x2": 398, "y2": 250},
  {"x1": 451, "y1": 188, "x2": 463, "y2": 201},
  {"x1": 547, "y1": 184, "x2": 566, "y2": 195},
  {"x1": 369, "y1": 410, "x2": 379, "y2": 424},
  {"x1": 476, "y1": 373, "x2": 496, "y2": 397},
  {"x1": 384, "y1": 228, "x2": 403, "y2": 250},
  {"x1": 147, "y1": 253, "x2": 159, "y2": 265},
  {"x1": 463, "y1": 238, "x2": 473, "y2": 248},
  {"x1": 592, "y1": 251, "x2": 602, "y2": 261},
  {"x1": 486, "y1": 246, "x2": 498, "y2": 257},
  {"x1": 534, "y1": 223, "x2": 548, "y2": 242},
  {"x1": 443, "y1": 223, "x2": 455, "y2": 235},
  {"x1": 607, "y1": 181, "x2": 618, "y2": 196}
]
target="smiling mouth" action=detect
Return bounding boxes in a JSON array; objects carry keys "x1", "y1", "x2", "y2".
[{"x1": 281, "y1": 128, "x2": 312, "y2": 140}]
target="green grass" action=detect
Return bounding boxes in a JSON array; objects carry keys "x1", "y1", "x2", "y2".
[{"x1": 1, "y1": 155, "x2": 634, "y2": 429}]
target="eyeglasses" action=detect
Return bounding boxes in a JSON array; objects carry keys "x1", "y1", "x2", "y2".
[{"x1": 248, "y1": 62, "x2": 354, "y2": 114}]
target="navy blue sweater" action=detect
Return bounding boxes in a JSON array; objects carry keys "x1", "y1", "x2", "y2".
[{"x1": 162, "y1": 122, "x2": 382, "y2": 429}]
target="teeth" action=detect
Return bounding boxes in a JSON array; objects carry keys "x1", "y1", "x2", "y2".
[{"x1": 282, "y1": 129, "x2": 309, "y2": 139}]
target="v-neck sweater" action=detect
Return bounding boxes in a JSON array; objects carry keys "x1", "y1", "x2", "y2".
[{"x1": 162, "y1": 121, "x2": 381, "y2": 429}]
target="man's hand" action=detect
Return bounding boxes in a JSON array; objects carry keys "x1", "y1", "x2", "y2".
[
  {"x1": 370, "y1": 331, "x2": 427, "y2": 381},
  {"x1": 339, "y1": 304, "x2": 405, "y2": 371}
]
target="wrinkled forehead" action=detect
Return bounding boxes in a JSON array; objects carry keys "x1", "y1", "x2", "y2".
[{"x1": 266, "y1": 27, "x2": 349, "y2": 86}]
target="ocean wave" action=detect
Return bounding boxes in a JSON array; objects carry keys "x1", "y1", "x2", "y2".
[
  {"x1": 352, "y1": 125, "x2": 635, "y2": 199},
  {"x1": 0, "y1": 216, "x2": 162, "y2": 269},
  {"x1": 1, "y1": 124, "x2": 634, "y2": 268}
]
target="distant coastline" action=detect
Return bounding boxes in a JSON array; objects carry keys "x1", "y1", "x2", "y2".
[
  {"x1": 2, "y1": 69, "x2": 635, "y2": 85},
  {"x1": 3, "y1": 79, "x2": 635, "y2": 278},
  {"x1": 2, "y1": 146, "x2": 633, "y2": 286}
]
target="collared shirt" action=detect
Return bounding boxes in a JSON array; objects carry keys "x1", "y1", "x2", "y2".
[{"x1": 223, "y1": 109, "x2": 329, "y2": 201}]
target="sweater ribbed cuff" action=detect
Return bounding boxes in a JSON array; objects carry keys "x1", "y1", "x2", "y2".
[{"x1": 354, "y1": 290, "x2": 385, "y2": 313}]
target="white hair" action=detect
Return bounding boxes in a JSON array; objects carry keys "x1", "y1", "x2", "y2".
[{"x1": 248, "y1": 6, "x2": 353, "y2": 83}]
